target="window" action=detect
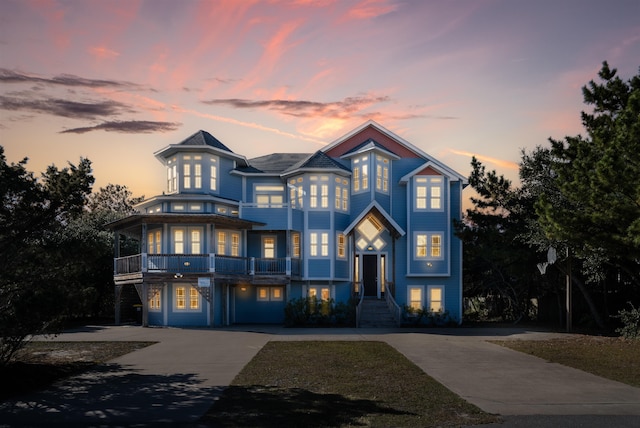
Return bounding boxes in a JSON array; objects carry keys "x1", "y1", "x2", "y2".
[
  {"x1": 271, "y1": 287, "x2": 283, "y2": 301},
  {"x1": 353, "y1": 155, "x2": 369, "y2": 192},
  {"x1": 231, "y1": 233, "x2": 240, "y2": 257},
  {"x1": 431, "y1": 235, "x2": 441, "y2": 258},
  {"x1": 190, "y1": 229, "x2": 201, "y2": 254},
  {"x1": 217, "y1": 231, "x2": 227, "y2": 255},
  {"x1": 189, "y1": 287, "x2": 200, "y2": 309},
  {"x1": 308, "y1": 287, "x2": 330, "y2": 301},
  {"x1": 183, "y1": 155, "x2": 202, "y2": 190},
  {"x1": 416, "y1": 178, "x2": 427, "y2": 209},
  {"x1": 310, "y1": 232, "x2": 329, "y2": 257},
  {"x1": 309, "y1": 176, "x2": 328, "y2": 209},
  {"x1": 255, "y1": 185, "x2": 284, "y2": 207},
  {"x1": 353, "y1": 166, "x2": 360, "y2": 192},
  {"x1": 415, "y1": 176, "x2": 444, "y2": 211},
  {"x1": 174, "y1": 229, "x2": 184, "y2": 254},
  {"x1": 408, "y1": 287, "x2": 423, "y2": 310},
  {"x1": 415, "y1": 232, "x2": 444, "y2": 260},
  {"x1": 167, "y1": 157, "x2": 177, "y2": 193},
  {"x1": 335, "y1": 177, "x2": 349, "y2": 211},
  {"x1": 175, "y1": 286, "x2": 200, "y2": 311},
  {"x1": 337, "y1": 233, "x2": 346, "y2": 258},
  {"x1": 149, "y1": 290, "x2": 161, "y2": 311},
  {"x1": 428, "y1": 286, "x2": 444, "y2": 313},
  {"x1": 257, "y1": 287, "x2": 269, "y2": 301},
  {"x1": 310, "y1": 183, "x2": 318, "y2": 208},
  {"x1": 173, "y1": 227, "x2": 203, "y2": 254},
  {"x1": 258, "y1": 286, "x2": 283, "y2": 302},
  {"x1": 361, "y1": 157, "x2": 369, "y2": 190},
  {"x1": 217, "y1": 231, "x2": 241, "y2": 256},
  {"x1": 176, "y1": 287, "x2": 186, "y2": 309},
  {"x1": 376, "y1": 155, "x2": 389, "y2": 193},
  {"x1": 292, "y1": 233, "x2": 300, "y2": 258},
  {"x1": 263, "y1": 236, "x2": 275, "y2": 258},
  {"x1": 210, "y1": 157, "x2": 218, "y2": 191},
  {"x1": 288, "y1": 177, "x2": 304, "y2": 208},
  {"x1": 147, "y1": 231, "x2": 161, "y2": 254},
  {"x1": 430, "y1": 178, "x2": 442, "y2": 209}
]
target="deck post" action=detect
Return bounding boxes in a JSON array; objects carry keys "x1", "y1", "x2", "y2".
[{"x1": 114, "y1": 285, "x2": 122, "y2": 325}]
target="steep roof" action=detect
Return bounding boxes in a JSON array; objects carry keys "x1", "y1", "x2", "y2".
[
  {"x1": 283, "y1": 150, "x2": 351, "y2": 175},
  {"x1": 177, "y1": 130, "x2": 233, "y2": 153}
]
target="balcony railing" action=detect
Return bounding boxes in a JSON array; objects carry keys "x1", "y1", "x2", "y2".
[{"x1": 114, "y1": 253, "x2": 299, "y2": 277}]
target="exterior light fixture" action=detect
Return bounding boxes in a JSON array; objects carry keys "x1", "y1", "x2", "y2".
[
  {"x1": 174, "y1": 273, "x2": 183, "y2": 278},
  {"x1": 183, "y1": 261, "x2": 191, "y2": 267},
  {"x1": 240, "y1": 286, "x2": 247, "y2": 292},
  {"x1": 426, "y1": 262, "x2": 433, "y2": 267}
]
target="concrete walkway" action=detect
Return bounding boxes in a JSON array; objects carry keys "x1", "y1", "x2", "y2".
[{"x1": 0, "y1": 325, "x2": 639, "y2": 427}]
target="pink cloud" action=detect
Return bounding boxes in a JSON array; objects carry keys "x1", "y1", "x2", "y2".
[
  {"x1": 448, "y1": 149, "x2": 519, "y2": 171},
  {"x1": 88, "y1": 46, "x2": 120, "y2": 59},
  {"x1": 345, "y1": 0, "x2": 397, "y2": 20}
]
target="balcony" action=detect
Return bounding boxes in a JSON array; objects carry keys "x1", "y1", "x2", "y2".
[{"x1": 114, "y1": 253, "x2": 301, "y2": 278}]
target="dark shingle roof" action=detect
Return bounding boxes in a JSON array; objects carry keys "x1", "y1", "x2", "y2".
[
  {"x1": 284, "y1": 151, "x2": 351, "y2": 174},
  {"x1": 177, "y1": 130, "x2": 233, "y2": 153},
  {"x1": 248, "y1": 153, "x2": 311, "y2": 173}
]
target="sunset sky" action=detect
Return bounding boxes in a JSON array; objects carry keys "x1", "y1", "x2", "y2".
[{"x1": 1, "y1": 0, "x2": 639, "y2": 207}]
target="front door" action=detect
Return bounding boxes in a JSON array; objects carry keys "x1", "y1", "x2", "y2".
[{"x1": 363, "y1": 254, "x2": 377, "y2": 297}]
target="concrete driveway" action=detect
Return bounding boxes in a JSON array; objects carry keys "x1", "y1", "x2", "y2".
[{"x1": 0, "y1": 325, "x2": 639, "y2": 427}]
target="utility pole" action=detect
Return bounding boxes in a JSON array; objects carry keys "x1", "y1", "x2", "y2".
[{"x1": 566, "y1": 247, "x2": 572, "y2": 332}]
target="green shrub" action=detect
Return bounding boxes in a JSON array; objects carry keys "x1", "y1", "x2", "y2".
[
  {"x1": 615, "y1": 302, "x2": 640, "y2": 339},
  {"x1": 402, "y1": 305, "x2": 454, "y2": 327},
  {"x1": 284, "y1": 297, "x2": 355, "y2": 327}
]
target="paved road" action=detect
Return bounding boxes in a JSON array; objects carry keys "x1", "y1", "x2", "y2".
[{"x1": 0, "y1": 325, "x2": 638, "y2": 427}]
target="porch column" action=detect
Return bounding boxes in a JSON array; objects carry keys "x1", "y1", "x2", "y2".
[
  {"x1": 114, "y1": 285, "x2": 122, "y2": 325},
  {"x1": 142, "y1": 282, "x2": 149, "y2": 327},
  {"x1": 210, "y1": 281, "x2": 215, "y2": 328}
]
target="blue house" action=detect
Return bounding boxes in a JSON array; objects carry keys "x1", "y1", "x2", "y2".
[{"x1": 109, "y1": 120, "x2": 467, "y2": 327}]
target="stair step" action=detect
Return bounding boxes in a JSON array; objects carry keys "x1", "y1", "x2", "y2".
[{"x1": 359, "y1": 299, "x2": 397, "y2": 328}]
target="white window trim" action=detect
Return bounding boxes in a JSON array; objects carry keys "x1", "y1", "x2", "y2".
[
  {"x1": 427, "y1": 285, "x2": 445, "y2": 313},
  {"x1": 262, "y1": 235, "x2": 276, "y2": 259},
  {"x1": 309, "y1": 231, "x2": 329, "y2": 258},
  {"x1": 413, "y1": 232, "x2": 444, "y2": 261},
  {"x1": 174, "y1": 285, "x2": 201, "y2": 312},
  {"x1": 413, "y1": 176, "x2": 445, "y2": 212},
  {"x1": 407, "y1": 285, "x2": 424, "y2": 311}
]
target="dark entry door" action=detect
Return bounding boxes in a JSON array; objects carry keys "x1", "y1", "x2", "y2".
[{"x1": 363, "y1": 255, "x2": 377, "y2": 297}]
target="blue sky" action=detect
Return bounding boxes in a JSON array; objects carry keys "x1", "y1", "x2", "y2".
[{"x1": 1, "y1": 0, "x2": 638, "y2": 207}]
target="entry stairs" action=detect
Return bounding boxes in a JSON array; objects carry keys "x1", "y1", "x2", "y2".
[{"x1": 359, "y1": 298, "x2": 398, "y2": 328}]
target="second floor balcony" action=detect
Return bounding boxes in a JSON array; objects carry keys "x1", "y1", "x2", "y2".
[{"x1": 114, "y1": 253, "x2": 301, "y2": 279}]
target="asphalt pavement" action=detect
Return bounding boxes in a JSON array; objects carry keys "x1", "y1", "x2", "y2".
[{"x1": 0, "y1": 325, "x2": 638, "y2": 427}]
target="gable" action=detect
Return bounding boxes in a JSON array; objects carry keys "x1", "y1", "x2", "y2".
[
  {"x1": 416, "y1": 166, "x2": 441, "y2": 176},
  {"x1": 324, "y1": 123, "x2": 420, "y2": 159}
]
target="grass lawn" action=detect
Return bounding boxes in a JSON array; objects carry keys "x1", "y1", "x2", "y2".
[
  {"x1": 493, "y1": 336, "x2": 640, "y2": 387},
  {"x1": 203, "y1": 341, "x2": 499, "y2": 428},
  {"x1": 0, "y1": 341, "x2": 155, "y2": 400}
]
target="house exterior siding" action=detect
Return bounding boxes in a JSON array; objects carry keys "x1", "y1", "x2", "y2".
[{"x1": 109, "y1": 121, "x2": 467, "y2": 327}]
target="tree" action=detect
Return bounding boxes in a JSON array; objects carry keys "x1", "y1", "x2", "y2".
[
  {"x1": 0, "y1": 147, "x2": 94, "y2": 365},
  {"x1": 61, "y1": 184, "x2": 144, "y2": 319},
  {"x1": 538, "y1": 62, "x2": 640, "y2": 287},
  {"x1": 456, "y1": 157, "x2": 545, "y2": 322}
]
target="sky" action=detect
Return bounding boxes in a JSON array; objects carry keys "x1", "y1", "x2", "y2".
[{"x1": 1, "y1": 0, "x2": 639, "y2": 208}]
